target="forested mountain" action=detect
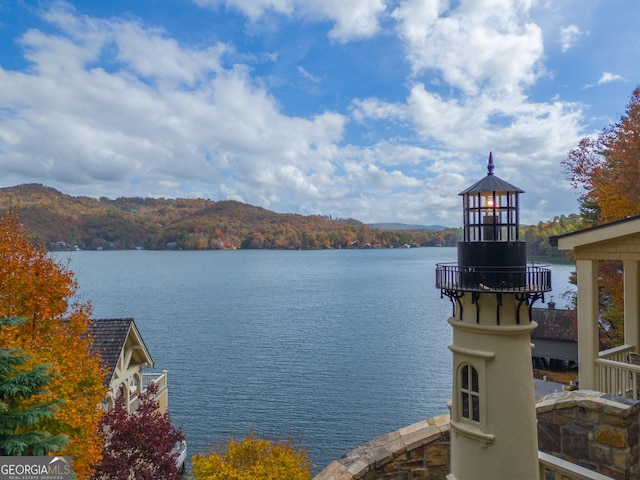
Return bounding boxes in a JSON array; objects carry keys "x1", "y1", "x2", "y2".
[
  {"x1": 367, "y1": 223, "x2": 449, "y2": 231},
  {"x1": 0, "y1": 184, "x2": 582, "y2": 254},
  {"x1": 0, "y1": 184, "x2": 460, "y2": 250}
]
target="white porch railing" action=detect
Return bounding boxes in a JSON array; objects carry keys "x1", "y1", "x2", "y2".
[
  {"x1": 538, "y1": 451, "x2": 614, "y2": 479},
  {"x1": 143, "y1": 370, "x2": 167, "y2": 392},
  {"x1": 129, "y1": 370, "x2": 168, "y2": 411},
  {"x1": 594, "y1": 344, "x2": 639, "y2": 399}
]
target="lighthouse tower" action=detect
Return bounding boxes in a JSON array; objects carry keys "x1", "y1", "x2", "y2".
[{"x1": 436, "y1": 153, "x2": 551, "y2": 480}]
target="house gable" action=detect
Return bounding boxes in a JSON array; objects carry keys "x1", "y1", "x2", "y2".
[{"x1": 89, "y1": 318, "x2": 154, "y2": 411}]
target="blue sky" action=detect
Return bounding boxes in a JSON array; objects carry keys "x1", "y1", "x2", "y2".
[{"x1": 0, "y1": 0, "x2": 638, "y2": 226}]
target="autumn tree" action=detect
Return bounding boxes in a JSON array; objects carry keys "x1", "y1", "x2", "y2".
[
  {"x1": 0, "y1": 316, "x2": 68, "y2": 456},
  {"x1": 92, "y1": 383, "x2": 184, "y2": 480},
  {"x1": 0, "y1": 211, "x2": 106, "y2": 478},
  {"x1": 563, "y1": 86, "x2": 640, "y2": 224},
  {"x1": 562, "y1": 86, "x2": 640, "y2": 347},
  {"x1": 191, "y1": 433, "x2": 312, "y2": 480}
]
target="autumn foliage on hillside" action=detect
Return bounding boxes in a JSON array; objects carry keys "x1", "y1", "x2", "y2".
[
  {"x1": 0, "y1": 212, "x2": 106, "y2": 478},
  {"x1": 0, "y1": 184, "x2": 458, "y2": 250}
]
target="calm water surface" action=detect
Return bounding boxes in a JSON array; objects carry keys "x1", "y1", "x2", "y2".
[{"x1": 55, "y1": 248, "x2": 575, "y2": 472}]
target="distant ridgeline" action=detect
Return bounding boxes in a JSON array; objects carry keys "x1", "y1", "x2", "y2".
[{"x1": 0, "y1": 184, "x2": 579, "y2": 255}]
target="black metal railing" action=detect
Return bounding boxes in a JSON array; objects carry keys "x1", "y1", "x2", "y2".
[{"x1": 435, "y1": 263, "x2": 551, "y2": 293}]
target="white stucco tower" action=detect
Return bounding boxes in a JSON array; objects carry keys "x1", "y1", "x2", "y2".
[{"x1": 436, "y1": 153, "x2": 551, "y2": 480}]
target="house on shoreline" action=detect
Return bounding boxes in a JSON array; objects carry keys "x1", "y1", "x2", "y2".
[
  {"x1": 89, "y1": 318, "x2": 187, "y2": 470},
  {"x1": 89, "y1": 318, "x2": 168, "y2": 413}
]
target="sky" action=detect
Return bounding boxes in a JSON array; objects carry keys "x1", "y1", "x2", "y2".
[{"x1": 0, "y1": 1, "x2": 638, "y2": 227}]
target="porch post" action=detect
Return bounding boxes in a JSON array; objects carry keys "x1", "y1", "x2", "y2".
[
  {"x1": 577, "y1": 259, "x2": 599, "y2": 390},
  {"x1": 624, "y1": 260, "x2": 640, "y2": 351}
]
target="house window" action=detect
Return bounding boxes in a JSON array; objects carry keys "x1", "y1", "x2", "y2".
[{"x1": 460, "y1": 364, "x2": 480, "y2": 422}]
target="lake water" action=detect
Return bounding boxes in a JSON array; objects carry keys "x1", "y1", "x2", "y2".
[{"x1": 54, "y1": 248, "x2": 575, "y2": 473}]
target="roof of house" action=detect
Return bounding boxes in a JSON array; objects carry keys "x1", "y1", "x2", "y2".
[
  {"x1": 89, "y1": 318, "x2": 154, "y2": 383},
  {"x1": 531, "y1": 304, "x2": 577, "y2": 342},
  {"x1": 552, "y1": 215, "x2": 640, "y2": 250}
]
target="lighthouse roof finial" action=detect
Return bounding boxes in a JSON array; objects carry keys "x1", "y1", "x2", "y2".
[{"x1": 458, "y1": 151, "x2": 525, "y2": 195}]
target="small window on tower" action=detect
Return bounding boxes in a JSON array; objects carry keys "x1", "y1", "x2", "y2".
[{"x1": 460, "y1": 364, "x2": 480, "y2": 422}]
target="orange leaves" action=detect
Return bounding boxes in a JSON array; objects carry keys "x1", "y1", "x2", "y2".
[
  {"x1": 562, "y1": 88, "x2": 640, "y2": 348},
  {"x1": 563, "y1": 86, "x2": 640, "y2": 224},
  {"x1": 0, "y1": 211, "x2": 107, "y2": 479},
  {"x1": 0, "y1": 214, "x2": 75, "y2": 333}
]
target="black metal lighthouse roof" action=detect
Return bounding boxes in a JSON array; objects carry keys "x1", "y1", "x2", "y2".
[{"x1": 458, "y1": 152, "x2": 524, "y2": 195}]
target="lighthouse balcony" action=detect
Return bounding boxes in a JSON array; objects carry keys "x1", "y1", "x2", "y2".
[{"x1": 435, "y1": 263, "x2": 552, "y2": 293}]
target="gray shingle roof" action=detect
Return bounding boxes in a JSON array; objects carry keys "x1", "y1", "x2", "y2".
[
  {"x1": 89, "y1": 318, "x2": 154, "y2": 385},
  {"x1": 89, "y1": 318, "x2": 134, "y2": 373}
]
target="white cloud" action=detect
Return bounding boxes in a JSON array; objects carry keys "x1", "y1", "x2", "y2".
[
  {"x1": 191, "y1": 0, "x2": 386, "y2": 42},
  {"x1": 559, "y1": 24, "x2": 582, "y2": 52},
  {"x1": 338, "y1": 0, "x2": 586, "y2": 224},
  {"x1": 111, "y1": 24, "x2": 229, "y2": 87},
  {"x1": 318, "y1": 0, "x2": 387, "y2": 42},
  {"x1": 350, "y1": 97, "x2": 407, "y2": 122},
  {"x1": 598, "y1": 72, "x2": 624, "y2": 85},
  {"x1": 297, "y1": 66, "x2": 321, "y2": 84},
  {"x1": 392, "y1": 0, "x2": 544, "y2": 97},
  {"x1": 582, "y1": 72, "x2": 626, "y2": 90},
  {"x1": 0, "y1": 3, "x2": 348, "y2": 210},
  {"x1": 192, "y1": 0, "x2": 295, "y2": 20},
  {"x1": 0, "y1": 0, "x2": 607, "y2": 226}
]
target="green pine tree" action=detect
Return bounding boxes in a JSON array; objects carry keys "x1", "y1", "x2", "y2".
[{"x1": 0, "y1": 316, "x2": 68, "y2": 456}]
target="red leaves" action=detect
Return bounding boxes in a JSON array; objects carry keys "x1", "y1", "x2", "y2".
[{"x1": 93, "y1": 383, "x2": 184, "y2": 480}]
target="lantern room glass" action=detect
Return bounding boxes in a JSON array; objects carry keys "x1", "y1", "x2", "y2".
[{"x1": 462, "y1": 190, "x2": 519, "y2": 242}]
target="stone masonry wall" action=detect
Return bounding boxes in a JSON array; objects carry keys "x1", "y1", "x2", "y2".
[
  {"x1": 313, "y1": 414, "x2": 450, "y2": 480},
  {"x1": 536, "y1": 390, "x2": 640, "y2": 480},
  {"x1": 314, "y1": 391, "x2": 640, "y2": 480}
]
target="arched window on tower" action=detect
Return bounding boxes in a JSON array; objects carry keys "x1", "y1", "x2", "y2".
[{"x1": 460, "y1": 364, "x2": 480, "y2": 422}]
